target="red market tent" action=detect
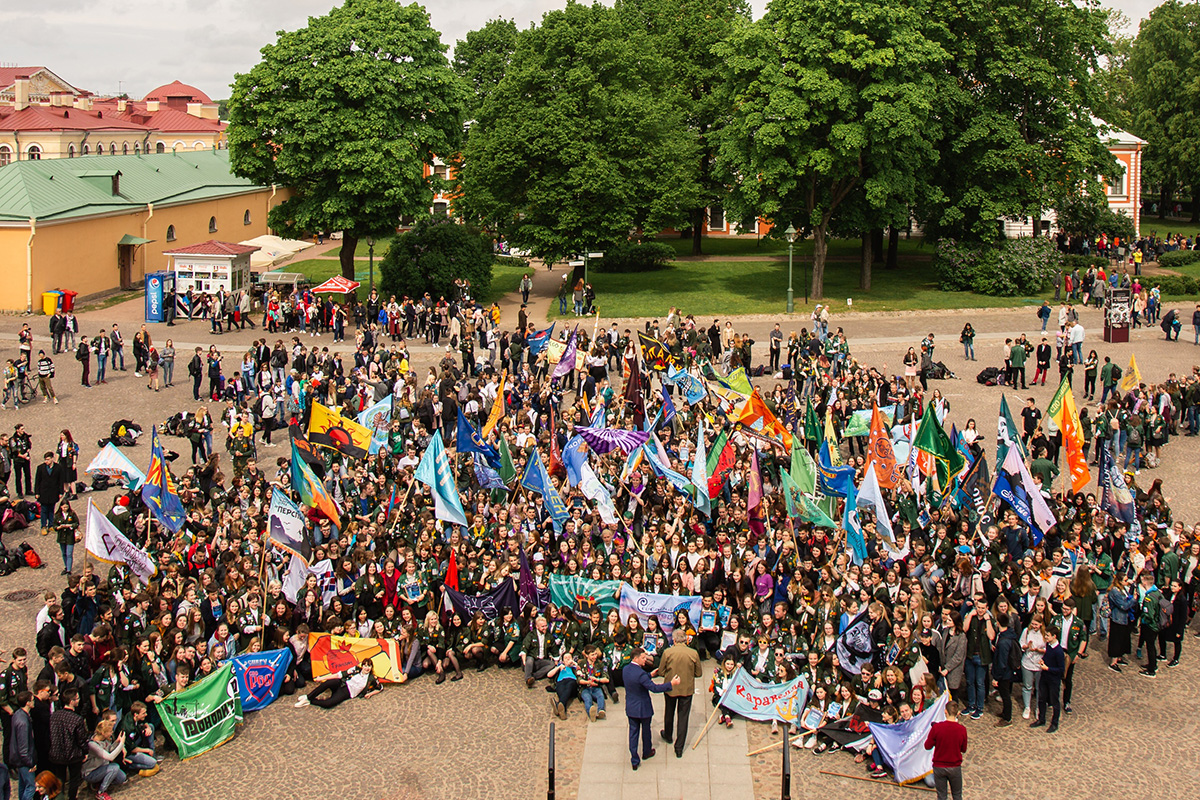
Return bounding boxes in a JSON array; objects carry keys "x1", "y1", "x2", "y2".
[{"x1": 311, "y1": 275, "x2": 361, "y2": 294}]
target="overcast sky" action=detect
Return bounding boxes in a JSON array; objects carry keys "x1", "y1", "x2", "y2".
[{"x1": 4, "y1": 0, "x2": 1160, "y2": 100}]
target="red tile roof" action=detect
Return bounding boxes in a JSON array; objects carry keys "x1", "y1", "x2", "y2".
[
  {"x1": 162, "y1": 240, "x2": 261, "y2": 257},
  {"x1": 143, "y1": 81, "x2": 212, "y2": 104},
  {"x1": 0, "y1": 105, "x2": 150, "y2": 133},
  {"x1": 0, "y1": 67, "x2": 44, "y2": 88}
]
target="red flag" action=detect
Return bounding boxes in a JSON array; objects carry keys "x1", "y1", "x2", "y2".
[
  {"x1": 547, "y1": 407, "x2": 566, "y2": 479},
  {"x1": 868, "y1": 405, "x2": 903, "y2": 489},
  {"x1": 446, "y1": 549, "x2": 460, "y2": 592},
  {"x1": 707, "y1": 437, "x2": 736, "y2": 497}
]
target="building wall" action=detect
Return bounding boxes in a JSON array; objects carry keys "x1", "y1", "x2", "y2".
[
  {"x1": 0, "y1": 131, "x2": 222, "y2": 162},
  {"x1": 0, "y1": 186, "x2": 288, "y2": 311}
]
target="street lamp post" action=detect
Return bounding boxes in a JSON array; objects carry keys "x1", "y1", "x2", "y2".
[
  {"x1": 366, "y1": 236, "x2": 376, "y2": 292},
  {"x1": 784, "y1": 224, "x2": 797, "y2": 313}
]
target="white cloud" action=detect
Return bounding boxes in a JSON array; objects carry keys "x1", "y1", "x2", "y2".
[{"x1": 4, "y1": 1, "x2": 1154, "y2": 101}]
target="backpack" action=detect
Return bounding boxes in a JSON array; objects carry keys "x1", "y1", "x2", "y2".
[
  {"x1": 1127, "y1": 427, "x2": 1143, "y2": 449},
  {"x1": 1006, "y1": 636, "x2": 1022, "y2": 673},
  {"x1": 1112, "y1": 365, "x2": 1122, "y2": 381},
  {"x1": 1159, "y1": 593, "x2": 1173, "y2": 631},
  {"x1": 21, "y1": 544, "x2": 43, "y2": 569}
]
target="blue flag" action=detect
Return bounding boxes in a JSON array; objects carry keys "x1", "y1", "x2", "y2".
[
  {"x1": 816, "y1": 441, "x2": 856, "y2": 498},
  {"x1": 659, "y1": 384, "x2": 677, "y2": 429},
  {"x1": 473, "y1": 453, "x2": 506, "y2": 490},
  {"x1": 415, "y1": 430, "x2": 468, "y2": 527},
  {"x1": 562, "y1": 434, "x2": 590, "y2": 488},
  {"x1": 843, "y1": 482, "x2": 867, "y2": 565},
  {"x1": 141, "y1": 426, "x2": 185, "y2": 534},
  {"x1": 520, "y1": 448, "x2": 570, "y2": 530},
  {"x1": 456, "y1": 409, "x2": 500, "y2": 469},
  {"x1": 991, "y1": 460, "x2": 1037, "y2": 543},
  {"x1": 230, "y1": 649, "x2": 293, "y2": 712},
  {"x1": 357, "y1": 397, "x2": 392, "y2": 455},
  {"x1": 526, "y1": 323, "x2": 556, "y2": 357},
  {"x1": 642, "y1": 444, "x2": 693, "y2": 496}
]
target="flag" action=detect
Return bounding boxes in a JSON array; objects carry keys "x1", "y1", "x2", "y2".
[
  {"x1": 803, "y1": 398, "x2": 821, "y2": 442},
  {"x1": 579, "y1": 463, "x2": 619, "y2": 525},
  {"x1": 734, "y1": 388, "x2": 793, "y2": 448},
  {"x1": 85, "y1": 443, "x2": 146, "y2": 489},
  {"x1": 552, "y1": 327, "x2": 579, "y2": 381},
  {"x1": 823, "y1": 406, "x2": 843, "y2": 465},
  {"x1": 85, "y1": 501, "x2": 157, "y2": 584},
  {"x1": 456, "y1": 409, "x2": 501, "y2": 469},
  {"x1": 913, "y1": 402, "x2": 966, "y2": 489},
  {"x1": 288, "y1": 424, "x2": 326, "y2": 478},
  {"x1": 520, "y1": 448, "x2": 570, "y2": 529},
  {"x1": 997, "y1": 395, "x2": 1026, "y2": 466},
  {"x1": 623, "y1": 361, "x2": 644, "y2": 425},
  {"x1": 290, "y1": 440, "x2": 341, "y2": 525},
  {"x1": 993, "y1": 447, "x2": 1055, "y2": 543},
  {"x1": 797, "y1": 488, "x2": 838, "y2": 529},
  {"x1": 141, "y1": 426, "x2": 185, "y2": 534},
  {"x1": 562, "y1": 434, "x2": 590, "y2": 488},
  {"x1": 550, "y1": 575, "x2": 623, "y2": 620},
  {"x1": 267, "y1": 488, "x2": 312, "y2": 563},
  {"x1": 691, "y1": 420, "x2": 711, "y2": 518},
  {"x1": 858, "y1": 464, "x2": 894, "y2": 540},
  {"x1": 666, "y1": 365, "x2": 707, "y2": 405},
  {"x1": 637, "y1": 331, "x2": 674, "y2": 370},
  {"x1": 547, "y1": 407, "x2": 566, "y2": 479},
  {"x1": 715, "y1": 667, "x2": 810, "y2": 724},
  {"x1": 473, "y1": 452, "x2": 507, "y2": 490},
  {"x1": 747, "y1": 448, "x2": 765, "y2": 536},
  {"x1": 307, "y1": 401, "x2": 372, "y2": 460},
  {"x1": 790, "y1": 437, "x2": 817, "y2": 494},
  {"x1": 498, "y1": 434, "x2": 517, "y2": 485},
  {"x1": 415, "y1": 430, "x2": 468, "y2": 527},
  {"x1": 1119, "y1": 353, "x2": 1141, "y2": 393},
  {"x1": 617, "y1": 585, "x2": 702, "y2": 633},
  {"x1": 780, "y1": 381, "x2": 798, "y2": 431},
  {"x1": 706, "y1": 428, "x2": 734, "y2": 497},
  {"x1": 518, "y1": 548, "x2": 548, "y2": 611},
  {"x1": 230, "y1": 649, "x2": 293, "y2": 713},
  {"x1": 1046, "y1": 376, "x2": 1091, "y2": 493},
  {"x1": 958, "y1": 453, "x2": 992, "y2": 530},
  {"x1": 445, "y1": 549, "x2": 459, "y2": 592},
  {"x1": 482, "y1": 372, "x2": 507, "y2": 437},
  {"x1": 721, "y1": 367, "x2": 753, "y2": 396},
  {"x1": 869, "y1": 693, "x2": 950, "y2": 785},
  {"x1": 589, "y1": 401, "x2": 606, "y2": 428},
  {"x1": 357, "y1": 397, "x2": 392, "y2": 455},
  {"x1": 842, "y1": 480, "x2": 867, "y2": 565},
  {"x1": 526, "y1": 323, "x2": 555, "y2": 357},
  {"x1": 659, "y1": 384, "x2": 677, "y2": 429},
  {"x1": 816, "y1": 441, "x2": 855, "y2": 498},
  {"x1": 575, "y1": 425, "x2": 650, "y2": 455},
  {"x1": 619, "y1": 445, "x2": 645, "y2": 483},
  {"x1": 1098, "y1": 444, "x2": 1136, "y2": 526},
  {"x1": 443, "y1": 580, "x2": 521, "y2": 620},
  {"x1": 868, "y1": 405, "x2": 903, "y2": 489},
  {"x1": 156, "y1": 663, "x2": 242, "y2": 760},
  {"x1": 644, "y1": 441, "x2": 693, "y2": 496},
  {"x1": 835, "y1": 606, "x2": 874, "y2": 675},
  {"x1": 282, "y1": 555, "x2": 334, "y2": 604}
]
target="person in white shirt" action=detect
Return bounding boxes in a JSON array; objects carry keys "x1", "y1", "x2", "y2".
[{"x1": 294, "y1": 659, "x2": 381, "y2": 708}]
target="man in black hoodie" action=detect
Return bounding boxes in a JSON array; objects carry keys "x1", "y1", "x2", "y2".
[{"x1": 991, "y1": 612, "x2": 1021, "y2": 727}]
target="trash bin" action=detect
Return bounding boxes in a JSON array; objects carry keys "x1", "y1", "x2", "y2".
[
  {"x1": 41, "y1": 291, "x2": 62, "y2": 315},
  {"x1": 60, "y1": 290, "x2": 79, "y2": 311}
]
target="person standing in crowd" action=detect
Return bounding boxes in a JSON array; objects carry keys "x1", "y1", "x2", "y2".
[
  {"x1": 623, "y1": 648, "x2": 679, "y2": 770},
  {"x1": 11, "y1": 424, "x2": 32, "y2": 498},
  {"x1": 1031, "y1": 627, "x2": 1064, "y2": 733},
  {"x1": 657, "y1": 628, "x2": 701, "y2": 758},
  {"x1": 75, "y1": 335, "x2": 90, "y2": 388},
  {"x1": 924, "y1": 700, "x2": 967, "y2": 800},
  {"x1": 48, "y1": 688, "x2": 88, "y2": 800},
  {"x1": 36, "y1": 351, "x2": 58, "y2": 405}
]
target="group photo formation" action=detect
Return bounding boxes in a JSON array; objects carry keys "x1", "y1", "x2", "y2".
[{"x1": 4, "y1": 1, "x2": 1200, "y2": 800}]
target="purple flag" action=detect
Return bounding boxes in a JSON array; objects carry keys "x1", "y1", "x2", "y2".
[
  {"x1": 518, "y1": 548, "x2": 548, "y2": 611},
  {"x1": 576, "y1": 426, "x2": 651, "y2": 455},
  {"x1": 552, "y1": 328, "x2": 578, "y2": 380}
]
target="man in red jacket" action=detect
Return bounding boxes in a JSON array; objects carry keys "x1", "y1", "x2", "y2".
[{"x1": 923, "y1": 700, "x2": 967, "y2": 800}]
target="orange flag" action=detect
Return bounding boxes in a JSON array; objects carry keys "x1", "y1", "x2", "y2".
[
  {"x1": 1047, "y1": 377, "x2": 1091, "y2": 493},
  {"x1": 734, "y1": 389, "x2": 794, "y2": 449},
  {"x1": 867, "y1": 405, "x2": 903, "y2": 489}
]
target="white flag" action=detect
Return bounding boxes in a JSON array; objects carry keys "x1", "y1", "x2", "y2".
[
  {"x1": 857, "y1": 465, "x2": 894, "y2": 540},
  {"x1": 1002, "y1": 447, "x2": 1057, "y2": 533},
  {"x1": 85, "y1": 502, "x2": 157, "y2": 585},
  {"x1": 580, "y1": 463, "x2": 618, "y2": 526}
]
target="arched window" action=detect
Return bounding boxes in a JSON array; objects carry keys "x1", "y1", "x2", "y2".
[
  {"x1": 156, "y1": 142, "x2": 165, "y2": 154},
  {"x1": 134, "y1": 142, "x2": 140, "y2": 155},
  {"x1": 243, "y1": 209, "x2": 252, "y2": 226},
  {"x1": 208, "y1": 216, "x2": 218, "y2": 233},
  {"x1": 109, "y1": 143, "x2": 116, "y2": 155},
  {"x1": 82, "y1": 144, "x2": 90, "y2": 156},
  {"x1": 166, "y1": 225, "x2": 176, "y2": 242},
  {"x1": 193, "y1": 141, "x2": 205, "y2": 149},
  {"x1": 68, "y1": 144, "x2": 76, "y2": 158},
  {"x1": 122, "y1": 143, "x2": 128, "y2": 155},
  {"x1": 1, "y1": 145, "x2": 13, "y2": 166},
  {"x1": 26, "y1": 145, "x2": 42, "y2": 160}
]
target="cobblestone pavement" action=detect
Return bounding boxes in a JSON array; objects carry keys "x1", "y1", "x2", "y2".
[{"x1": 3, "y1": 282, "x2": 1200, "y2": 800}]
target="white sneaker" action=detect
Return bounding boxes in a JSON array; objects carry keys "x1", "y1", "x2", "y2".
[
  {"x1": 1022, "y1": 707, "x2": 1030, "y2": 720},
  {"x1": 294, "y1": 696, "x2": 310, "y2": 707}
]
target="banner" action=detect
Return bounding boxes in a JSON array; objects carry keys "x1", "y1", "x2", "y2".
[
  {"x1": 156, "y1": 663, "x2": 243, "y2": 760},
  {"x1": 307, "y1": 401, "x2": 372, "y2": 460},
  {"x1": 443, "y1": 580, "x2": 521, "y2": 621},
  {"x1": 716, "y1": 666, "x2": 810, "y2": 723},
  {"x1": 356, "y1": 397, "x2": 392, "y2": 455},
  {"x1": 835, "y1": 607, "x2": 874, "y2": 675},
  {"x1": 618, "y1": 585, "x2": 702, "y2": 633},
  {"x1": 869, "y1": 693, "x2": 949, "y2": 785},
  {"x1": 550, "y1": 575, "x2": 622, "y2": 620},
  {"x1": 546, "y1": 336, "x2": 586, "y2": 371},
  {"x1": 85, "y1": 502, "x2": 157, "y2": 584},
  {"x1": 230, "y1": 649, "x2": 292, "y2": 712},
  {"x1": 307, "y1": 633, "x2": 406, "y2": 683},
  {"x1": 268, "y1": 488, "x2": 312, "y2": 563},
  {"x1": 843, "y1": 405, "x2": 900, "y2": 437}
]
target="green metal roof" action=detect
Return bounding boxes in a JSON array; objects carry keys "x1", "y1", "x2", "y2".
[
  {"x1": 117, "y1": 233, "x2": 154, "y2": 246},
  {"x1": 0, "y1": 150, "x2": 267, "y2": 224}
]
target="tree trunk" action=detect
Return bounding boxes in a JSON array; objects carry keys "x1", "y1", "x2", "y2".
[
  {"x1": 339, "y1": 235, "x2": 359, "y2": 281},
  {"x1": 812, "y1": 225, "x2": 827, "y2": 300},
  {"x1": 871, "y1": 228, "x2": 884, "y2": 263},
  {"x1": 860, "y1": 232, "x2": 872, "y2": 291},
  {"x1": 1192, "y1": 191, "x2": 1199, "y2": 223},
  {"x1": 886, "y1": 228, "x2": 900, "y2": 269},
  {"x1": 1159, "y1": 184, "x2": 1170, "y2": 219},
  {"x1": 691, "y1": 208, "x2": 705, "y2": 256}
]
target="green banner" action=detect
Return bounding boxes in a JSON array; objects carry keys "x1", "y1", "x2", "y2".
[
  {"x1": 550, "y1": 575, "x2": 622, "y2": 620},
  {"x1": 157, "y1": 663, "x2": 243, "y2": 760}
]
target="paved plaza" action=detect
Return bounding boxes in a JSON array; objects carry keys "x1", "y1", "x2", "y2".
[{"x1": 3, "y1": 264, "x2": 1200, "y2": 799}]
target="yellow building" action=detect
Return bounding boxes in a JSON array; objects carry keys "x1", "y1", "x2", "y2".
[{"x1": 0, "y1": 149, "x2": 284, "y2": 312}]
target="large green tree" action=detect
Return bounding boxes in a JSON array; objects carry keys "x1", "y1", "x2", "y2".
[
  {"x1": 456, "y1": 1, "x2": 699, "y2": 265},
  {"x1": 1127, "y1": 0, "x2": 1200, "y2": 222},
  {"x1": 716, "y1": 0, "x2": 946, "y2": 300},
  {"x1": 452, "y1": 18, "x2": 520, "y2": 121},
  {"x1": 919, "y1": 0, "x2": 1118, "y2": 241},
  {"x1": 227, "y1": 0, "x2": 467, "y2": 280}
]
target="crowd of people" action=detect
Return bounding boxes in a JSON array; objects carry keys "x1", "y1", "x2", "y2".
[{"x1": 1, "y1": 271, "x2": 1198, "y2": 799}]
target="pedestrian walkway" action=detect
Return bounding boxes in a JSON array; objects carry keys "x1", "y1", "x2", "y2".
[{"x1": 576, "y1": 682, "x2": 753, "y2": 800}]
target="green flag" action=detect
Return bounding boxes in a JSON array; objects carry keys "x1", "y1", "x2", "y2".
[
  {"x1": 996, "y1": 394, "x2": 1026, "y2": 466},
  {"x1": 706, "y1": 428, "x2": 730, "y2": 475},
  {"x1": 799, "y1": 491, "x2": 838, "y2": 529},
  {"x1": 781, "y1": 469, "x2": 837, "y2": 528},
  {"x1": 913, "y1": 402, "x2": 966, "y2": 489},
  {"x1": 790, "y1": 438, "x2": 817, "y2": 494},
  {"x1": 498, "y1": 433, "x2": 517, "y2": 485},
  {"x1": 156, "y1": 663, "x2": 242, "y2": 760},
  {"x1": 804, "y1": 398, "x2": 821, "y2": 442}
]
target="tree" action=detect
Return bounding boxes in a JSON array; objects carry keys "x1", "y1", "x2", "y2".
[
  {"x1": 1127, "y1": 0, "x2": 1200, "y2": 222},
  {"x1": 227, "y1": 0, "x2": 467, "y2": 281},
  {"x1": 452, "y1": 18, "x2": 520, "y2": 121},
  {"x1": 616, "y1": 0, "x2": 752, "y2": 255},
  {"x1": 456, "y1": 1, "x2": 699, "y2": 265},
  {"x1": 918, "y1": 0, "x2": 1118, "y2": 241},
  {"x1": 1055, "y1": 191, "x2": 1136, "y2": 244},
  {"x1": 716, "y1": 0, "x2": 947, "y2": 300},
  {"x1": 378, "y1": 215, "x2": 494, "y2": 301}
]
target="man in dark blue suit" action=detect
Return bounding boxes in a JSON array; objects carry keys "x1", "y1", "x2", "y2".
[{"x1": 622, "y1": 648, "x2": 679, "y2": 770}]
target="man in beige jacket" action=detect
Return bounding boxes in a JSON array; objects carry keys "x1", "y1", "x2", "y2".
[{"x1": 657, "y1": 628, "x2": 703, "y2": 757}]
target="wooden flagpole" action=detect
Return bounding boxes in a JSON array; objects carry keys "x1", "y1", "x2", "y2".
[
  {"x1": 818, "y1": 771, "x2": 936, "y2": 792},
  {"x1": 689, "y1": 704, "x2": 724, "y2": 750},
  {"x1": 745, "y1": 733, "x2": 807, "y2": 756}
]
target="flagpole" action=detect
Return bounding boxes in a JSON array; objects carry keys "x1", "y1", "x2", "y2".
[
  {"x1": 690, "y1": 704, "x2": 724, "y2": 750},
  {"x1": 257, "y1": 542, "x2": 270, "y2": 650}
]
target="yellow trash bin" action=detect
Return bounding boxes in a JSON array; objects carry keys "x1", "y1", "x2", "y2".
[{"x1": 42, "y1": 291, "x2": 61, "y2": 315}]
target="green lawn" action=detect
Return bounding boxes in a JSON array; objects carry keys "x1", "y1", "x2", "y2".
[
  {"x1": 659, "y1": 234, "x2": 930, "y2": 259},
  {"x1": 285, "y1": 259, "x2": 374, "y2": 284},
  {"x1": 1140, "y1": 215, "x2": 1200, "y2": 241},
  {"x1": 353, "y1": 239, "x2": 392, "y2": 259},
  {"x1": 550, "y1": 257, "x2": 1040, "y2": 320},
  {"x1": 479, "y1": 258, "x2": 529, "y2": 304}
]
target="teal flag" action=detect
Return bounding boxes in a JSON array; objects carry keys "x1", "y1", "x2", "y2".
[
  {"x1": 415, "y1": 430, "x2": 468, "y2": 527},
  {"x1": 520, "y1": 448, "x2": 570, "y2": 530},
  {"x1": 156, "y1": 663, "x2": 242, "y2": 760},
  {"x1": 549, "y1": 575, "x2": 622, "y2": 620},
  {"x1": 997, "y1": 394, "x2": 1027, "y2": 466}
]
